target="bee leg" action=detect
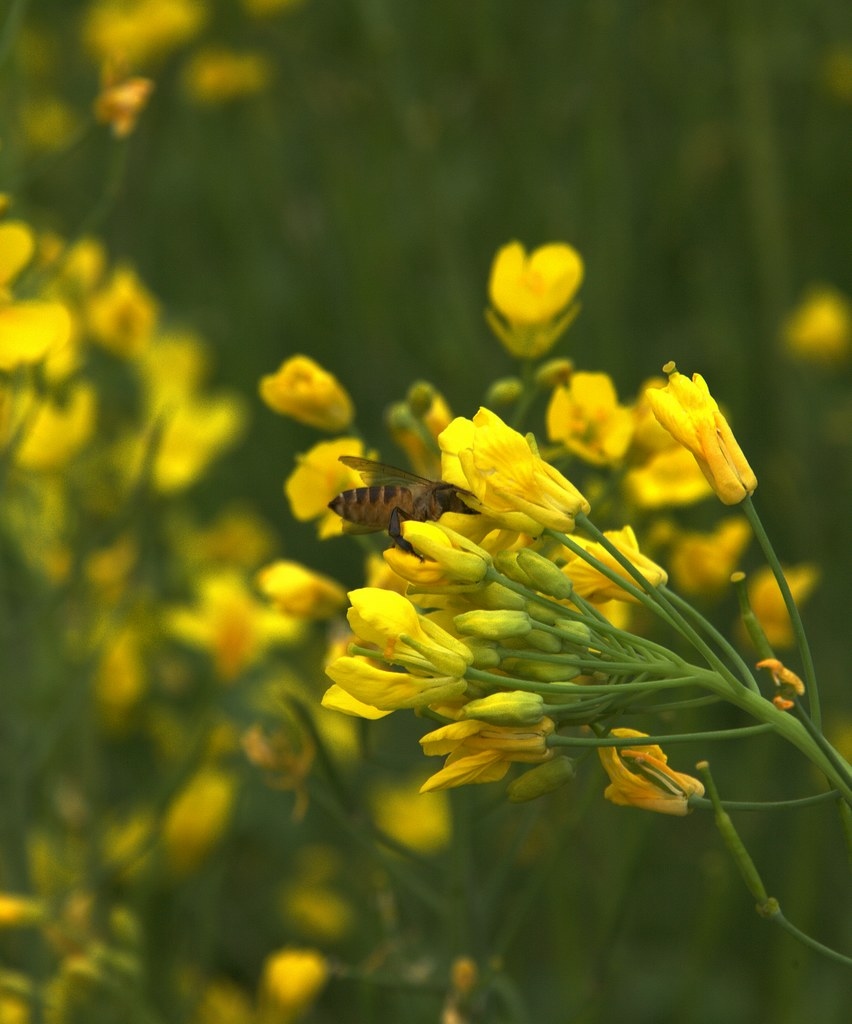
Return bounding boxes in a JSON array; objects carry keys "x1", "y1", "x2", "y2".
[{"x1": 388, "y1": 507, "x2": 422, "y2": 559}]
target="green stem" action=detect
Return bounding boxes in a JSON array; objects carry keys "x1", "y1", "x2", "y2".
[
  {"x1": 548, "y1": 723, "x2": 774, "y2": 748},
  {"x1": 689, "y1": 790, "x2": 844, "y2": 813},
  {"x1": 763, "y1": 905, "x2": 852, "y2": 968},
  {"x1": 742, "y1": 496, "x2": 820, "y2": 727}
]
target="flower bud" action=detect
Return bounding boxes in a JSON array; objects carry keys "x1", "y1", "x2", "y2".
[
  {"x1": 484, "y1": 377, "x2": 524, "y2": 407},
  {"x1": 526, "y1": 628, "x2": 562, "y2": 654},
  {"x1": 407, "y1": 380, "x2": 436, "y2": 417},
  {"x1": 516, "y1": 548, "x2": 574, "y2": 600},
  {"x1": 478, "y1": 580, "x2": 528, "y2": 611},
  {"x1": 535, "y1": 358, "x2": 574, "y2": 389},
  {"x1": 453, "y1": 609, "x2": 532, "y2": 640},
  {"x1": 462, "y1": 637, "x2": 502, "y2": 668},
  {"x1": 400, "y1": 521, "x2": 490, "y2": 584},
  {"x1": 461, "y1": 690, "x2": 545, "y2": 726},
  {"x1": 507, "y1": 756, "x2": 576, "y2": 802},
  {"x1": 500, "y1": 657, "x2": 581, "y2": 682}
]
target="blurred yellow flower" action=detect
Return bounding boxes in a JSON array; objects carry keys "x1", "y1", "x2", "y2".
[
  {"x1": 0, "y1": 221, "x2": 35, "y2": 296},
  {"x1": 489, "y1": 241, "x2": 583, "y2": 326},
  {"x1": 0, "y1": 300, "x2": 73, "y2": 370},
  {"x1": 598, "y1": 728, "x2": 704, "y2": 815},
  {"x1": 257, "y1": 560, "x2": 347, "y2": 619},
  {"x1": 162, "y1": 768, "x2": 237, "y2": 876},
  {"x1": 178, "y1": 505, "x2": 278, "y2": 571},
  {"x1": 822, "y1": 46, "x2": 852, "y2": 103},
  {"x1": 546, "y1": 371, "x2": 634, "y2": 466},
  {"x1": 562, "y1": 525, "x2": 667, "y2": 603},
  {"x1": 258, "y1": 948, "x2": 329, "y2": 1023},
  {"x1": 11, "y1": 383, "x2": 96, "y2": 471},
  {"x1": 145, "y1": 394, "x2": 247, "y2": 494},
  {"x1": 668, "y1": 518, "x2": 751, "y2": 597},
  {"x1": 623, "y1": 445, "x2": 713, "y2": 508},
  {"x1": 783, "y1": 285, "x2": 851, "y2": 366},
  {"x1": 260, "y1": 355, "x2": 354, "y2": 432},
  {"x1": 284, "y1": 436, "x2": 367, "y2": 538},
  {"x1": 439, "y1": 407, "x2": 590, "y2": 534},
  {"x1": 166, "y1": 570, "x2": 304, "y2": 682},
  {"x1": 87, "y1": 266, "x2": 159, "y2": 357},
  {"x1": 744, "y1": 564, "x2": 820, "y2": 649},
  {"x1": 369, "y1": 778, "x2": 450, "y2": 853},
  {"x1": 0, "y1": 893, "x2": 44, "y2": 927},
  {"x1": 487, "y1": 241, "x2": 584, "y2": 358},
  {"x1": 94, "y1": 625, "x2": 148, "y2": 732},
  {"x1": 94, "y1": 61, "x2": 155, "y2": 138},
  {"x1": 83, "y1": 0, "x2": 206, "y2": 67},
  {"x1": 645, "y1": 364, "x2": 757, "y2": 505},
  {"x1": 192, "y1": 979, "x2": 254, "y2": 1024},
  {"x1": 183, "y1": 48, "x2": 273, "y2": 105}
]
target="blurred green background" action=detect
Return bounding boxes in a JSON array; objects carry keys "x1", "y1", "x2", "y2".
[{"x1": 3, "y1": 1, "x2": 851, "y2": 1021}]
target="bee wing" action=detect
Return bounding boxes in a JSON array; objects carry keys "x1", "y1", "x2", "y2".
[{"x1": 338, "y1": 455, "x2": 433, "y2": 488}]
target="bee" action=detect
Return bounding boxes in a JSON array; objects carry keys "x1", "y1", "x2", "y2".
[{"x1": 328, "y1": 456, "x2": 478, "y2": 555}]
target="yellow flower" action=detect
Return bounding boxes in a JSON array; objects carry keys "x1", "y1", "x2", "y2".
[
  {"x1": 598, "y1": 728, "x2": 704, "y2": 815},
  {"x1": 369, "y1": 778, "x2": 450, "y2": 854},
  {"x1": 94, "y1": 624, "x2": 147, "y2": 732},
  {"x1": 257, "y1": 560, "x2": 347, "y2": 619},
  {"x1": 94, "y1": 59, "x2": 154, "y2": 138},
  {"x1": 258, "y1": 948, "x2": 329, "y2": 1023},
  {"x1": 192, "y1": 980, "x2": 254, "y2": 1024},
  {"x1": 622, "y1": 445, "x2": 714, "y2": 508},
  {"x1": 645, "y1": 364, "x2": 757, "y2": 504},
  {"x1": 0, "y1": 221, "x2": 35, "y2": 297},
  {"x1": 323, "y1": 656, "x2": 467, "y2": 713},
  {"x1": 419, "y1": 718, "x2": 555, "y2": 792},
  {"x1": 744, "y1": 564, "x2": 820, "y2": 649},
  {"x1": 284, "y1": 436, "x2": 368, "y2": 538},
  {"x1": 183, "y1": 48, "x2": 273, "y2": 105},
  {"x1": 131, "y1": 394, "x2": 247, "y2": 494},
  {"x1": 87, "y1": 265, "x2": 158, "y2": 357},
  {"x1": 278, "y1": 847, "x2": 353, "y2": 942},
  {"x1": 668, "y1": 518, "x2": 751, "y2": 597},
  {"x1": 0, "y1": 300, "x2": 73, "y2": 370},
  {"x1": 162, "y1": 768, "x2": 237, "y2": 876},
  {"x1": 383, "y1": 520, "x2": 491, "y2": 586},
  {"x1": 82, "y1": 0, "x2": 207, "y2": 67},
  {"x1": 0, "y1": 893, "x2": 44, "y2": 927},
  {"x1": 11, "y1": 383, "x2": 96, "y2": 471},
  {"x1": 546, "y1": 371, "x2": 634, "y2": 465},
  {"x1": 166, "y1": 571, "x2": 304, "y2": 682},
  {"x1": 260, "y1": 355, "x2": 354, "y2": 432},
  {"x1": 783, "y1": 285, "x2": 851, "y2": 366},
  {"x1": 345, "y1": 587, "x2": 473, "y2": 677},
  {"x1": 490, "y1": 241, "x2": 581, "y2": 324},
  {"x1": 439, "y1": 407, "x2": 590, "y2": 534},
  {"x1": 562, "y1": 526, "x2": 667, "y2": 603}
]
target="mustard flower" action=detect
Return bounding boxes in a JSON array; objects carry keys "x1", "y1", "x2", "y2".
[
  {"x1": 439, "y1": 407, "x2": 590, "y2": 534},
  {"x1": 562, "y1": 526, "x2": 667, "y2": 603},
  {"x1": 286, "y1": 436, "x2": 369, "y2": 537},
  {"x1": 668, "y1": 518, "x2": 751, "y2": 597},
  {"x1": 345, "y1": 587, "x2": 473, "y2": 677},
  {"x1": 260, "y1": 354, "x2": 353, "y2": 432},
  {"x1": 162, "y1": 768, "x2": 237, "y2": 875},
  {"x1": 323, "y1": 653, "x2": 469, "y2": 713},
  {"x1": 369, "y1": 778, "x2": 451, "y2": 854},
  {"x1": 743, "y1": 564, "x2": 820, "y2": 649},
  {"x1": 0, "y1": 221, "x2": 35, "y2": 297},
  {"x1": 183, "y1": 48, "x2": 273, "y2": 105},
  {"x1": 86, "y1": 265, "x2": 158, "y2": 357},
  {"x1": 0, "y1": 893, "x2": 45, "y2": 927},
  {"x1": 598, "y1": 728, "x2": 704, "y2": 815},
  {"x1": 94, "y1": 60, "x2": 154, "y2": 138},
  {"x1": 487, "y1": 241, "x2": 583, "y2": 358},
  {"x1": 82, "y1": 0, "x2": 207, "y2": 67},
  {"x1": 546, "y1": 371, "x2": 634, "y2": 466},
  {"x1": 257, "y1": 560, "x2": 347, "y2": 619},
  {"x1": 258, "y1": 947, "x2": 329, "y2": 1023},
  {"x1": 383, "y1": 520, "x2": 491, "y2": 586},
  {"x1": 320, "y1": 678, "x2": 394, "y2": 720},
  {"x1": 419, "y1": 717, "x2": 555, "y2": 792},
  {"x1": 166, "y1": 570, "x2": 304, "y2": 682},
  {"x1": 11, "y1": 383, "x2": 96, "y2": 471},
  {"x1": 645, "y1": 364, "x2": 757, "y2": 505},
  {"x1": 783, "y1": 285, "x2": 851, "y2": 366},
  {"x1": 622, "y1": 445, "x2": 713, "y2": 509}
]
